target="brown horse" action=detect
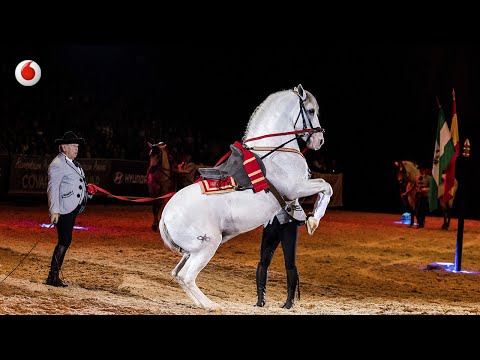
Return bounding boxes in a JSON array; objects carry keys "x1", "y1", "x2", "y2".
[
  {"x1": 395, "y1": 160, "x2": 430, "y2": 228},
  {"x1": 147, "y1": 142, "x2": 175, "y2": 231},
  {"x1": 395, "y1": 160, "x2": 457, "y2": 230}
]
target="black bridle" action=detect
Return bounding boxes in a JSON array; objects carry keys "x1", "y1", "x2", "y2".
[{"x1": 293, "y1": 89, "x2": 319, "y2": 145}]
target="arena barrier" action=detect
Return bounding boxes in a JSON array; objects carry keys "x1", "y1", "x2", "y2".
[{"x1": 5, "y1": 156, "x2": 343, "y2": 206}]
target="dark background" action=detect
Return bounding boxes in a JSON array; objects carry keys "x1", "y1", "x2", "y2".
[{"x1": 1, "y1": 44, "x2": 479, "y2": 218}]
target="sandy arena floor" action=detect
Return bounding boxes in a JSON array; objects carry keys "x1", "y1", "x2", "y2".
[{"x1": 1, "y1": 202, "x2": 480, "y2": 315}]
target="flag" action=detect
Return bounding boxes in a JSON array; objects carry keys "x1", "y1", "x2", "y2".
[
  {"x1": 429, "y1": 99, "x2": 456, "y2": 212},
  {"x1": 443, "y1": 89, "x2": 460, "y2": 202}
]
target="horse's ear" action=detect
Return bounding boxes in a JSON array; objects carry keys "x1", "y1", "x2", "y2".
[
  {"x1": 294, "y1": 84, "x2": 307, "y2": 101},
  {"x1": 394, "y1": 161, "x2": 399, "y2": 167},
  {"x1": 147, "y1": 142, "x2": 153, "y2": 149}
]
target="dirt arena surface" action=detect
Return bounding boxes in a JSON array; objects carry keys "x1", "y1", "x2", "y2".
[{"x1": 1, "y1": 202, "x2": 480, "y2": 315}]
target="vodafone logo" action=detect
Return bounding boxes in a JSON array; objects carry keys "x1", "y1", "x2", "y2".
[{"x1": 15, "y1": 60, "x2": 41, "y2": 86}]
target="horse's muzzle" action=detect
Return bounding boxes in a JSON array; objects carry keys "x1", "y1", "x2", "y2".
[{"x1": 308, "y1": 132, "x2": 324, "y2": 151}]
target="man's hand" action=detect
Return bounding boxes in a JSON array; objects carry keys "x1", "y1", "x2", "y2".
[
  {"x1": 50, "y1": 213, "x2": 59, "y2": 224},
  {"x1": 87, "y1": 184, "x2": 97, "y2": 195}
]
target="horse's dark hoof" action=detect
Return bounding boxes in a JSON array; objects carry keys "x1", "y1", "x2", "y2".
[
  {"x1": 441, "y1": 225, "x2": 449, "y2": 230},
  {"x1": 151, "y1": 223, "x2": 159, "y2": 231}
]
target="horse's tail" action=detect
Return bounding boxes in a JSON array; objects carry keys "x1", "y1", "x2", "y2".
[{"x1": 159, "y1": 217, "x2": 183, "y2": 254}]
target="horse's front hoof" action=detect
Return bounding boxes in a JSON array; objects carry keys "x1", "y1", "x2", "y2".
[{"x1": 151, "y1": 223, "x2": 159, "y2": 232}]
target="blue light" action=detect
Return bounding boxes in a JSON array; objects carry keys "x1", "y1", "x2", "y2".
[
  {"x1": 393, "y1": 220, "x2": 418, "y2": 226},
  {"x1": 426, "y1": 262, "x2": 480, "y2": 274},
  {"x1": 393, "y1": 212, "x2": 416, "y2": 225},
  {"x1": 39, "y1": 223, "x2": 90, "y2": 230},
  {"x1": 73, "y1": 225, "x2": 90, "y2": 230}
]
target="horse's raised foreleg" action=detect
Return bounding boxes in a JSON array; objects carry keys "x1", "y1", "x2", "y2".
[
  {"x1": 176, "y1": 243, "x2": 222, "y2": 311},
  {"x1": 284, "y1": 178, "x2": 333, "y2": 202},
  {"x1": 306, "y1": 191, "x2": 331, "y2": 235}
]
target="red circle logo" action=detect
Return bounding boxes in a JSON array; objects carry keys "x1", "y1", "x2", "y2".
[{"x1": 15, "y1": 60, "x2": 41, "y2": 86}]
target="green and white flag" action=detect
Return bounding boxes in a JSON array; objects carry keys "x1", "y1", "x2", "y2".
[{"x1": 429, "y1": 103, "x2": 455, "y2": 212}]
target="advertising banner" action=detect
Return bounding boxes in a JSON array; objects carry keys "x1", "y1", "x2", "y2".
[
  {"x1": 0, "y1": 154, "x2": 10, "y2": 194},
  {"x1": 109, "y1": 159, "x2": 150, "y2": 198},
  {"x1": 9, "y1": 155, "x2": 111, "y2": 195}
]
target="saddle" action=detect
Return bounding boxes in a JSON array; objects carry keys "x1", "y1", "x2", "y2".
[{"x1": 198, "y1": 142, "x2": 267, "y2": 191}]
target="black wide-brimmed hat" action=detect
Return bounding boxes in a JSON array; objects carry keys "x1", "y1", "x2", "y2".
[{"x1": 55, "y1": 131, "x2": 85, "y2": 145}]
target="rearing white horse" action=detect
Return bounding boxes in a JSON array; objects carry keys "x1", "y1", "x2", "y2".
[{"x1": 159, "y1": 85, "x2": 332, "y2": 310}]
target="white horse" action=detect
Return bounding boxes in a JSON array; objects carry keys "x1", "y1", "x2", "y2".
[{"x1": 159, "y1": 85, "x2": 332, "y2": 310}]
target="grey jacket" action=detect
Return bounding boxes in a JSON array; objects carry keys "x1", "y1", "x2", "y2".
[
  {"x1": 47, "y1": 153, "x2": 87, "y2": 216},
  {"x1": 265, "y1": 199, "x2": 306, "y2": 226}
]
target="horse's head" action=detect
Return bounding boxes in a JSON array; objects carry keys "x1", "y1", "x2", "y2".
[
  {"x1": 148, "y1": 141, "x2": 166, "y2": 157},
  {"x1": 395, "y1": 160, "x2": 420, "y2": 186},
  {"x1": 148, "y1": 141, "x2": 170, "y2": 169},
  {"x1": 394, "y1": 161, "x2": 407, "y2": 187},
  {"x1": 243, "y1": 84, "x2": 325, "y2": 152},
  {"x1": 293, "y1": 84, "x2": 324, "y2": 151}
]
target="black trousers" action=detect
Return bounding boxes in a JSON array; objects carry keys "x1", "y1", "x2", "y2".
[
  {"x1": 55, "y1": 205, "x2": 81, "y2": 248},
  {"x1": 259, "y1": 217, "x2": 299, "y2": 271}
]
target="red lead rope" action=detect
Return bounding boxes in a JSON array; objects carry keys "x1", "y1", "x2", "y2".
[
  {"x1": 243, "y1": 128, "x2": 320, "y2": 143},
  {"x1": 88, "y1": 184, "x2": 175, "y2": 203}
]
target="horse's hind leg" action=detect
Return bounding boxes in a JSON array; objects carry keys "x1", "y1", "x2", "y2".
[
  {"x1": 415, "y1": 196, "x2": 427, "y2": 228},
  {"x1": 172, "y1": 253, "x2": 189, "y2": 278},
  {"x1": 442, "y1": 206, "x2": 451, "y2": 230},
  {"x1": 159, "y1": 198, "x2": 169, "y2": 219},
  {"x1": 171, "y1": 253, "x2": 204, "y2": 308},
  {"x1": 176, "y1": 244, "x2": 222, "y2": 311},
  {"x1": 409, "y1": 209, "x2": 415, "y2": 228}
]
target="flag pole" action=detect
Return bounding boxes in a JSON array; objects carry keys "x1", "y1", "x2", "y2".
[
  {"x1": 453, "y1": 139, "x2": 470, "y2": 271},
  {"x1": 426, "y1": 92, "x2": 477, "y2": 274}
]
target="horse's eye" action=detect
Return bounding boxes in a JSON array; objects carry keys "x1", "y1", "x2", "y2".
[{"x1": 308, "y1": 109, "x2": 315, "y2": 115}]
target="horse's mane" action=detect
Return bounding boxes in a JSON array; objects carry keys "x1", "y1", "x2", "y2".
[
  {"x1": 242, "y1": 90, "x2": 286, "y2": 143},
  {"x1": 241, "y1": 88, "x2": 318, "y2": 143}
]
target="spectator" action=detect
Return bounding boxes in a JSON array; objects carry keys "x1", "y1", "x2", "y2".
[{"x1": 176, "y1": 152, "x2": 197, "y2": 189}]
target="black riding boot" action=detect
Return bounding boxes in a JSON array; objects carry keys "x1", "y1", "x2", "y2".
[
  {"x1": 46, "y1": 245, "x2": 68, "y2": 287},
  {"x1": 255, "y1": 263, "x2": 268, "y2": 307},
  {"x1": 281, "y1": 267, "x2": 299, "y2": 309}
]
